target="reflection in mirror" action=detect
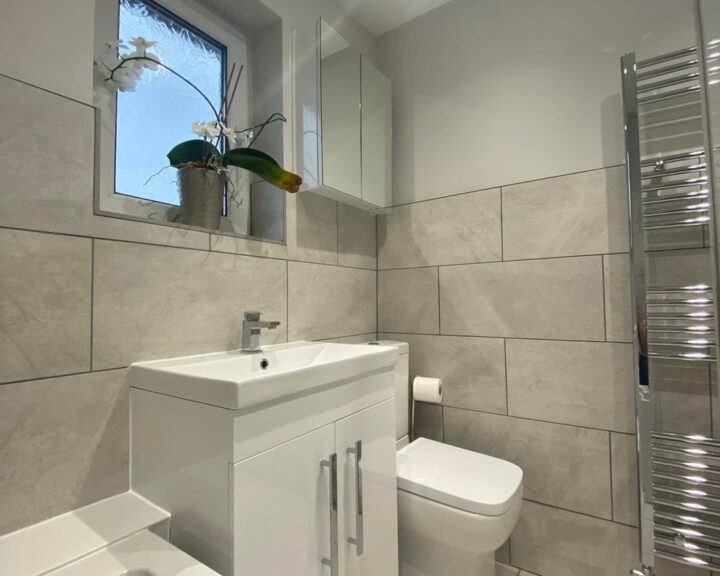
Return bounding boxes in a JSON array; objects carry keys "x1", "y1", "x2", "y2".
[
  {"x1": 320, "y1": 19, "x2": 362, "y2": 199},
  {"x1": 361, "y1": 56, "x2": 392, "y2": 208}
]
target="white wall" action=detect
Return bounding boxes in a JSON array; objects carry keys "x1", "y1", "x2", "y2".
[
  {"x1": 377, "y1": 0, "x2": 697, "y2": 205},
  {"x1": 0, "y1": 0, "x2": 374, "y2": 104}
]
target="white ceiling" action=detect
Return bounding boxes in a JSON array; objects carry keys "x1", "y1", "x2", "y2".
[{"x1": 337, "y1": 0, "x2": 455, "y2": 36}]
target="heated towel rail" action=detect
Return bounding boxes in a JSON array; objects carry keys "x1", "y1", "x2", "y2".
[{"x1": 622, "y1": 19, "x2": 720, "y2": 574}]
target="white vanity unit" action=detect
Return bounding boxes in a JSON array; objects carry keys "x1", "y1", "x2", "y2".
[{"x1": 129, "y1": 341, "x2": 400, "y2": 576}]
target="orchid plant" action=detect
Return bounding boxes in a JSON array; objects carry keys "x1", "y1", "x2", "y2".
[{"x1": 97, "y1": 37, "x2": 302, "y2": 193}]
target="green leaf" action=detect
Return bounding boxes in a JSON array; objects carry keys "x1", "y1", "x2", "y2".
[
  {"x1": 222, "y1": 147, "x2": 302, "y2": 193},
  {"x1": 167, "y1": 139, "x2": 221, "y2": 167}
]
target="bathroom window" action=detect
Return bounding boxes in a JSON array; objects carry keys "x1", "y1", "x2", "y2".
[
  {"x1": 115, "y1": 0, "x2": 227, "y2": 207},
  {"x1": 94, "y1": 0, "x2": 249, "y2": 227}
]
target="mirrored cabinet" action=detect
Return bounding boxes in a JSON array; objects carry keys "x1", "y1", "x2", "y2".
[{"x1": 308, "y1": 19, "x2": 392, "y2": 213}]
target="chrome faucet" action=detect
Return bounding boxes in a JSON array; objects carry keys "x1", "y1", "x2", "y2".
[{"x1": 241, "y1": 311, "x2": 281, "y2": 352}]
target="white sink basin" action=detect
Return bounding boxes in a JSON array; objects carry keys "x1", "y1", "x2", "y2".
[{"x1": 129, "y1": 341, "x2": 399, "y2": 409}]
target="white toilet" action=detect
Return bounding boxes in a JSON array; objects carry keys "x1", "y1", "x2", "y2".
[{"x1": 374, "y1": 340, "x2": 523, "y2": 576}]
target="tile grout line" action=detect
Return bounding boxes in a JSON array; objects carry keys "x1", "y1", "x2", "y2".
[
  {"x1": 90, "y1": 238, "x2": 95, "y2": 372},
  {"x1": 388, "y1": 163, "x2": 626, "y2": 209},
  {"x1": 0, "y1": 225, "x2": 377, "y2": 272},
  {"x1": 442, "y1": 403, "x2": 634, "y2": 435},
  {"x1": 608, "y1": 431, "x2": 615, "y2": 522},
  {"x1": 520, "y1": 497, "x2": 638, "y2": 530},
  {"x1": 378, "y1": 331, "x2": 633, "y2": 346},
  {"x1": 499, "y1": 187, "x2": 504, "y2": 262},
  {"x1": 601, "y1": 255, "x2": 608, "y2": 342},
  {"x1": 437, "y1": 266, "x2": 441, "y2": 335},
  {"x1": 503, "y1": 338, "x2": 509, "y2": 415}
]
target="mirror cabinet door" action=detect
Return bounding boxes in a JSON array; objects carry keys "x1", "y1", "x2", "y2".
[
  {"x1": 320, "y1": 20, "x2": 362, "y2": 198},
  {"x1": 361, "y1": 57, "x2": 392, "y2": 208}
]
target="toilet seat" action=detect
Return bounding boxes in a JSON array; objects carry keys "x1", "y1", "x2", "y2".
[{"x1": 397, "y1": 438, "x2": 523, "y2": 516}]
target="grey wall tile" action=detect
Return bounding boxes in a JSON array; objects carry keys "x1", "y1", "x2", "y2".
[
  {"x1": 444, "y1": 408, "x2": 612, "y2": 518},
  {"x1": 382, "y1": 333, "x2": 507, "y2": 414},
  {"x1": 506, "y1": 339, "x2": 634, "y2": 433},
  {"x1": 440, "y1": 257, "x2": 605, "y2": 341},
  {"x1": 647, "y1": 248, "x2": 712, "y2": 287},
  {"x1": 496, "y1": 562, "x2": 520, "y2": 576},
  {"x1": 414, "y1": 403, "x2": 443, "y2": 442},
  {"x1": 378, "y1": 189, "x2": 501, "y2": 269},
  {"x1": 0, "y1": 229, "x2": 91, "y2": 383},
  {"x1": 510, "y1": 501, "x2": 639, "y2": 576},
  {"x1": 0, "y1": 369, "x2": 128, "y2": 535},
  {"x1": 286, "y1": 193, "x2": 338, "y2": 265},
  {"x1": 379, "y1": 268, "x2": 439, "y2": 334},
  {"x1": 93, "y1": 241, "x2": 288, "y2": 369},
  {"x1": 502, "y1": 167, "x2": 628, "y2": 260},
  {"x1": 0, "y1": 76, "x2": 209, "y2": 250},
  {"x1": 338, "y1": 204, "x2": 377, "y2": 270},
  {"x1": 288, "y1": 262, "x2": 376, "y2": 341},
  {"x1": 337, "y1": 333, "x2": 378, "y2": 344},
  {"x1": 211, "y1": 233, "x2": 289, "y2": 259},
  {"x1": 652, "y1": 359, "x2": 712, "y2": 435},
  {"x1": 604, "y1": 254, "x2": 632, "y2": 343},
  {"x1": 611, "y1": 432, "x2": 639, "y2": 527},
  {"x1": 496, "y1": 540, "x2": 510, "y2": 564}
]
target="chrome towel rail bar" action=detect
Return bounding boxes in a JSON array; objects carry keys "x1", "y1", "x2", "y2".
[{"x1": 637, "y1": 46, "x2": 698, "y2": 69}]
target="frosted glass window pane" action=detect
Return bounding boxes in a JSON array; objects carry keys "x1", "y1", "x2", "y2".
[{"x1": 116, "y1": 0, "x2": 225, "y2": 205}]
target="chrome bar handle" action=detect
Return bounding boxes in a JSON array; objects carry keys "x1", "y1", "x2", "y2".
[
  {"x1": 321, "y1": 453, "x2": 339, "y2": 575},
  {"x1": 347, "y1": 440, "x2": 364, "y2": 556}
]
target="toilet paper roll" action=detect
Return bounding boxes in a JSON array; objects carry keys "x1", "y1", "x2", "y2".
[{"x1": 413, "y1": 376, "x2": 443, "y2": 404}]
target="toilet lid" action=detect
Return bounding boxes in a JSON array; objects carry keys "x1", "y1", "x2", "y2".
[{"x1": 397, "y1": 438, "x2": 523, "y2": 516}]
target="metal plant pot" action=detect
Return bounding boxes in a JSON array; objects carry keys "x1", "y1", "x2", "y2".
[{"x1": 178, "y1": 166, "x2": 225, "y2": 230}]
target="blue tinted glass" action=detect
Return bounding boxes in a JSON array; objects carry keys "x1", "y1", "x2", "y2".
[{"x1": 116, "y1": 0, "x2": 225, "y2": 205}]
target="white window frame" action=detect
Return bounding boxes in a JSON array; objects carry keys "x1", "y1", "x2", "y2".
[{"x1": 94, "y1": 0, "x2": 251, "y2": 231}]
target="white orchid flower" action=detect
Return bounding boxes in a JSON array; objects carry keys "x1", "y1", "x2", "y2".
[
  {"x1": 142, "y1": 51, "x2": 161, "y2": 70},
  {"x1": 114, "y1": 63, "x2": 142, "y2": 92},
  {"x1": 219, "y1": 122, "x2": 238, "y2": 144},
  {"x1": 192, "y1": 121, "x2": 221, "y2": 139},
  {"x1": 129, "y1": 37, "x2": 158, "y2": 52}
]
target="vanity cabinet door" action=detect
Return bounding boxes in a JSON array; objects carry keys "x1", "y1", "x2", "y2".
[
  {"x1": 233, "y1": 424, "x2": 335, "y2": 576},
  {"x1": 335, "y1": 399, "x2": 399, "y2": 576}
]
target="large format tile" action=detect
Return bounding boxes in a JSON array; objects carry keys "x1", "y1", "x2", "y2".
[
  {"x1": 0, "y1": 369, "x2": 129, "y2": 535},
  {"x1": 0, "y1": 229, "x2": 91, "y2": 383},
  {"x1": 611, "y1": 432, "x2": 639, "y2": 527},
  {"x1": 286, "y1": 192, "x2": 338, "y2": 265},
  {"x1": 510, "y1": 501, "x2": 639, "y2": 576},
  {"x1": 0, "y1": 75, "x2": 208, "y2": 249},
  {"x1": 413, "y1": 403, "x2": 443, "y2": 442},
  {"x1": 288, "y1": 262, "x2": 376, "y2": 341},
  {"x1": 604, "y1": 253, "x2": 632, "y2": 343},
  {"x1": 93, "y1": 241, "x2": 287, "y2": 369},
  {"x1": 378, "y1": 189, "x2": 501, "y2": 269},
  {"x1": 210, "y1": 233, "x2": 289, "y2": 259},
  {"x1": 496, "y1": 563, "x2": 520, "y2": 576},
  {"x1": 444, "y1": 408, "x2": 612, "y2": 518},
  {"x1": 652, "y1": 359, "x2": 712, "y2": 436},
  {"x1": 439, "y1": 257, "x2": 605, "y2": 341},
  {"x1": 337, "y1": 333, "x2": 378, "y2": 344},
  {"x1": 647, "y1": 248, "x2": 712, "y2": 287},
  {"x1": 506, "y1": 339, "x2": 634, "y2": 432},
  {"x1": 502, "y1": 167, "x2": 628, "y2": 260},
  {"x1": 338, "y1": 204, "x2": 377, "y2": 270},
  {"x1": 379, "y1": 268, "x2": 439, "y2": 334},
  {"x1": 382, "y1": 333, "x2": 507, "y2": 414}
]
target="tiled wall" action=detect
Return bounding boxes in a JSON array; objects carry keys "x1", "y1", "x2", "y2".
[
  {"x1": 0, "y1": 74, "x2": 378, "y2": 536},
  {"x1": 378, "y1": 166, "x2": 644, "y2": 576}
]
